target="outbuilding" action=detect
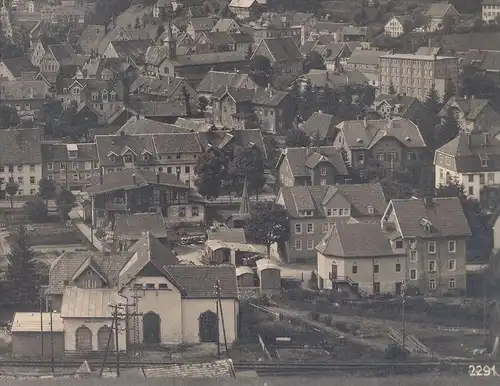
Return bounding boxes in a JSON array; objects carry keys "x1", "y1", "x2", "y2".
[
  {"x1": 11, "y1": 312, "x2": 65, "y2": 358},
  {"x1": 236, "y1": 266, "x2": 257, "y2": 287},
  {"x1": 255, "y1": 259, "x2": 281, "y2": 290}
]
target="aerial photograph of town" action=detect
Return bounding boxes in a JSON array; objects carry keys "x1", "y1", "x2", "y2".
[{"x1": 0, "y1": 0, "x2": 500, "y2": 384}]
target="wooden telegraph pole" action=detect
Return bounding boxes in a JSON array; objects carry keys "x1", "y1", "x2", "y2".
[
  {"x1": 215, "y1": 280, "x2": 229, "y2": 357},
  {"x1": 401, "y1": 281, "x2": 406, "y2": 358}
]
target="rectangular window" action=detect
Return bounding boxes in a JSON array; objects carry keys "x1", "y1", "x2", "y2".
[
  {"x1": 306, "y1": 223, "x2": 314, "y2": 234},
  {"x1": 48, "y1": 174, "x2": 53, "y2": 180},
  {"x1": 373, "y1": 282, "x2": 380, "y2": 294},
  {"x1": 488, "y1": 173, "x2": 495, "y2": 184},
  {"x1": 158, "y1": 283, "x2": 168, "y2": 290},
  {"x1": 428, "y1": 241, "x2": 436, "y2": 254},
  {"x1": 448, "y1": 259, "x2": 456, "y2": 271},
  {"x1": 307, "y1": 239, "x2": 314, "y2": 250},
  {"x1": 396, "y1": 263, "x2": 401, "y2": 272},
  {"x1": 185, "y1": 166, "x2": 190, "y2": 173},
  {"x1": 17, "y1": 177, "x2": 23, "y2": 184},
  {"x1": 0, "y1": 166, "x2": 3, "y2": 173},
  {"x1": 327, "y1": 209, "x2": 332, "y2": 216},
  {"x1": 29, "y1": 165, "x2": 35, "y2": 172},
  {"x1": 410, "y1": 250, "x2": 417, "y2": 262},
  {"x1": 145, "y1": 283, "x2": 155, "y2": 289},
  {"x1": 395, "y1": 240, "x2": 403, "y2": 249},
  {"x1": 468, "y1": 174, "x2": 474, "y2": 182},
  {"x1": 73, "y1": 173, "x2": 79, "y2": 182},
  {"x1": 167, "y1": 167, "x2": 172, "y2": 174},
  {"x1": 480, "y1": 174, "x2": 485, "y2": 185},
  {"x1": 352, "y1": 264, "x2": 358, "y2": 274},
  {"x1": 374, "y1": 262, "x2": 379, "y2": 273},
  {"x1": 124, "y1": 154, "x2": 133, "y2": 163},
  {"x1": 448, "y1": 240, "x2": 456, "y2": 253},
  {"x1": 410, "y1": 269, "x2": 417, "y2": 280},
  {"x1": 449, "y1": 278, "x2": 456, "y2": 289},
  {"x1": 338, "y1": 209, "x2": 344, "y2": 216},
  {"x1": 428, "y1": 260, "x2": 436, "y2": 272},
  {"x1": 30, "y1": 176, "x2": 35, "y2": 184},
  {"x1": 295, "y1": 224, "x2": 302, "y2": 234},
  {"x1": 60, "y1": 162, "x2": 66, "y2": 170},
  {"x1": 191, "y1": 206, "x2": 199, "y2": 216},
  {"x1": 468, "y1": 186, "x2": 474, "y2": 195},
  {"x1": 320, "y1": 167, "x2": 327, "y2": 176},
  {"x1": 294, "y1": 240, "x2": 302, "y2": 250},
  {"x1": 179, "y1": 207, "x2": 186, "y2": 217},
  {"x1": 429, "y1": 278, "x2": 436, "y2": 290},
  {"x1": 322, "y1": 223, "x2": 329, "y2": 233},
  {"x1": 17, "y1": 165, "x2": 23, "y2": 172}
]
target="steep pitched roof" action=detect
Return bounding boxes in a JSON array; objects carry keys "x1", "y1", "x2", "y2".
[
  {"x1": 229, "y1": 0, "x2": 257, "y2": 8},
  {"x1": 374, "y1": 94, "x2": 421, "y2": 115},
  {"x1": 336, "y1": 117, "x2": 426, "y2": 150},
  {"x1": 197, "y1": 129, "x2": 267, "y2": 157},
  {"x1": 280, "y1": 183, "x2": 386, "y2": 218},
  {"x1": 300, "y1": 111, "x2": 337, "y2": 140},
  {"x1": 196, "y1": 71, "x2": 254, "y2": 94},
  {"x1": 117, "y1": 116, "x2": 191, "y2": 135},
  {"x1": 256, "y1": 37, "x2": 302, "y2": 62},
  {"x1": 347, "y1": 49, "x2": 391, "y2": 66},
  {"x1": 316, "y1": 222, "x2": 398, "y2": 257},
  {"x1": 114, "y1": 212, "x2": 168, "y2": 240},
  {"x1": 49, "y1": 44, "x2": 82, "y2": 66},
  {"x1": 277, "y1": 147, "x2": 348, "y2": 177},
  {"x1": 0, "y1": 129, "x2": 42, "y2": 164},
  {"x1": 388, "y1": 197, "x2": 471, "y2": 238},
  {"x1": 77, "y1": 24, "x2": 107, "y2": 54},
  {"x1": 189, "y1": 17, "x2": 215, "y2": 31},
  {"x1": 128, "y1": 100, "x2": 187, "y2": 118},
  {"x1": 129, "y1": 75, "x2": 185, "y2": 97},
  {"x1": 108, "y1": 39, "x2": 151, "y2": 62},
  {"x1": 0, "y1": 80, "x2": 47, "y2": 99},
  {"x1": 438, "y1": 97, "x2": 491, "y2": 120},
  {"x1": 426, "y1": 3, "x2": 458, "y2": 18}
]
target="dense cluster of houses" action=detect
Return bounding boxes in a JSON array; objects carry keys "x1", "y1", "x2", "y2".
[{"x1": 2, "y1": 0, "x2": 500, "y2": 357}]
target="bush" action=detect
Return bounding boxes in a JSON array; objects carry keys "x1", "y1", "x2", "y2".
[
  {"x1": 23, "y1": 199, "x2": 47, "y2": 222},
  {"x1": 308, "y1": 271, "x2": 318, "y2": 290}
]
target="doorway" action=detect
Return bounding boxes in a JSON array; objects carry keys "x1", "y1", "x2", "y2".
[
  {"x1": 199, "y1": 310, "x2": 219, "y2": 343},
  {"x1": 97, "y1": 325, "x2": 114, "y2": 351},
  {"x1": 143, "y1": 311, "x2": 161, "y2": 344},
  {"x1": 75, "y1": 326, "x2": 93, "y2": 351},
  {"x1": 395, "y1": 282, "x2": 402, "y2": 295}
]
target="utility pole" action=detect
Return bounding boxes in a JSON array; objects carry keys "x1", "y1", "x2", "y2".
[
  {"x1": 39, "y1": 298, "x2": 44, "y2": 358},
  {"x1": 215, "y1": 280, "x2": 229, "y2": 357},
  {"x1": 100, "y1": 316, "x2": 115, "y2": 378},
  {"x1": 114, "y1": 305, "x2": 120, "y2": 378},
  {"x1": 215, "y1": 295, "x2": 220, "y2": 359},
  {"x1": 401, "y1": 280, "x2": 406, "y2": 358},
  {"x1": 49, "y1": 300, "x2": 55, "y2": 372}
]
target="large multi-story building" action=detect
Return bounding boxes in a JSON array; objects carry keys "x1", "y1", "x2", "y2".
[
  {"x1": 434, "y1": 133, "x2": 500, "y2": 202},
  {"x1": 482, "y1": 0, "x2": 500, "y2": 23},
  {"x1": 0, "y1": 129, "x2": 42, "y2": 197},
  {"x1": 378, "y1": 53, "x2": 459, "y2": 101}
]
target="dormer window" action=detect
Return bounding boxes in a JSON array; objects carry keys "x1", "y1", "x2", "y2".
[
  {"x1": 102, "y1": 91, "x2": 108, "y2": 102},
  {"x1": 124, "y1": 154, "x2": 134, "y2": 163},
  {"x1": 109, "y1": 154, "x2": 116, "y2": 162},
  {"x1": 92, "y1": 92, "x2": 98, "y2": 101},
  {"x1": 367, "y1": 205, "x2": 374, "y2": 214},
  {"x1": 110, "y1": 91, "x2": 116, "y2": 101},
  {"x1": 480, "y1": 155, "x2": 488, "y2": 167},
  {"x1": 68, "y1": 150, "x2": 77, "y2": 159},
  {"x1": 143, "y1": 154, "x2": 150, "y2": 161},
  {"x1": 72, "y1": 87, "x2": 80, "y2": 94},
  {"x1": 302, "y1": 210, "x2": 313, "y2": 217}
]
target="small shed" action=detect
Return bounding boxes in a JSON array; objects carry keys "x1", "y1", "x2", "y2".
[
  {"x1": 11, "y1": 312, "x2": 65, "y2": 358},
  {"x1": 256, "y1": 259, "x2": 281, "y2": 290},
  {"x1": 236, "y1": 266, "x2": 257, "y2": 287},
  {"x1": 204, "y1": 240, "x2": 261, "y2": 265}
]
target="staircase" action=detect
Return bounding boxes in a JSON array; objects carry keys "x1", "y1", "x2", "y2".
[{"x1": 333, "y1": 276, "x2": 367, "y2": 299}]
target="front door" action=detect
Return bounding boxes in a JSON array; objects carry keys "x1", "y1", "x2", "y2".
[
  {"x1": 75, "y1": 326, "x2": 93, "y2": 351},
  {"x1": 199, "y1": 310, "x2": 219, "y2": 343},
  {"x1": 395, "y1": 282, "x2": 402, "y2": 295},
  {"x1": 143, "y1": 312, "x2": 161, "y2": 344},
  {"x1": 331, "y1": 264, "x2": 338, "y2": 280}
]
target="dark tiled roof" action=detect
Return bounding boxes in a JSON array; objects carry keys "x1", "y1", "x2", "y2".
[
  {"x1": 117, "y1": 116, "x2": 192, "y2": 135},
  {"x1": 129, "y1": 75, "x2": 185, "y2": 97},
  {"x1": 85, "y1": 169, "x2": 189, "y2": 195},
  {"x1": 0, "y1": 80, "x2": 48, "y2": 99},
  {"x1": 336, "y1": 117, "x2": 426, "y2": 150},
  {"x1": 41, "y1": 143, "x2": 97, "y2": 161},
  {"x1": 197, "y1": 129, "x2": 267, "y2": 157},
  {"x1": 49, "y1": 44, "x2": 83, "y2": 66},
  {"x1": 277, "y1": 146, "x2": 348, "y2": 177},
  {"x1": 95, "y1": 133, "x2": 155, "y2": 165},
  {"x1": 0, "y1": 129, "x2": 42, "y2": 164},
  {"x1": 189, "y1": 17, "x2": 216, "y2": 31},
  {"x1": 202, "y1": 31, "x2": 234, "y2": 46},
  {"x1": 374, "y1": 94, "x2": 420, "y2": 115},
  {"x1": 389, "y1": 197, "x2": 471, "y2": 238},
  {"x1": 114, "y1": 212, "x2": 168, "y2": 240},
  {"x1": 259, "y1": 37, "x2": 302, "y2": 62},
  {"x1": 462, "y1": 49, "x2": 500, "y2": 72},
  {"x1": 426, "y1": 3, "x2": 457, "y2": 18},
  {"x1": 280, "y1": 183, "x2": 386, "y2": 218},
  {"x1": 438, "y1": 97, "x2": 491, "y2": 120},
  {"x1": 152, "y1": 132, "x2": 203, "y2": 153},
  {"x1": 128, "y1": 100, "x2": 187, "y2": 117},
  {"x1": 172, "y1": 51, "x2": 246, "y2": 66},
  {"x1": 47, "y1": 251, "x2": 131, "y2": 295},
  {"x1": 109, "y1": 39, "x2": 151, "y2": 62},
  {"x1": 1, "y1": 56, "x2": 37, "y2": 78},
  {"x1": 317, "y1": 222, "x2": 398, "y2": 257},
  {"x1": 212, "y1": 86, "x2": 288, "y2": 107},
  {"x1": 301, "y1": 112, "x2": 337, "y2": 140},
  {"x1": 207, "y1": 228, "x2": 246, "y2": 243}
]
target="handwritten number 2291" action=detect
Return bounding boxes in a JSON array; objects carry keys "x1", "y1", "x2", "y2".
[{"x1": 469, "y1": 365, "x2": 499, "y2": 376}]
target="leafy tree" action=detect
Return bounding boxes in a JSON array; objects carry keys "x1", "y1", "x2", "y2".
[
  {"x1": 56, "y1": 188, "x2": 75, "y2": 220},
  {"x1": 38, "y1": 178, "x2": 56, "y2": 214},
  {"x1": 227, "y1": 147, "x2": 266, "y2": 198},
  {"x1": 194, "y1": 151, "x2": 226, "y2": 201},
  {"x1": 0, "y1": 106, "x2": 20, "y2": 129},
  {"x1": 5, "y1": 181, "x2": 19, "y2": 208},
  {"x1": 353, "y1": 8, "x2": 367, "y2": 26},
  {"x1": 197, "y1": 96, "x2": 209, "y2": 113},
  {"x1": 245, "y1": 201, "x2": 289, "y2": 257},
  {"x1": 388, "y1": 82, "x2": 396, "y2": 95},
  {"x1": 23, "y1": 198, "x2": 47, "y2": 222},
  {"x1": 248, "y1": 55, "x2": 273, "y2": 85},
  {"x1": 304, "y1": 51, "x2": 326, "y2": 72},
  {"x1": 402, "y1": 19, "x2": 413, "y2": 34},
  {"x1": 5, "y1": 225, "x2": 40, "y2": 310},
  {"x1": 460, "y1": 65, "x2": 498, "y2": 98},
  {"x1": 437, "y1": 108, "x2": 460, "y2": 147},
  {"x1": 298, "y1": 79, "x2": 316, "y2": 120},
  {"x1": 9, "y1": 24, "x2": 30, "y2": 53},
  {"x1": 181, "y1": 86, "x2": 192, "y2": 117},
  {"x1": 443, "y1": 78, "x2": 456, "y2": 102},
  {"x1": 285, "y1": 128, "x2": 311, "y2": 147}
]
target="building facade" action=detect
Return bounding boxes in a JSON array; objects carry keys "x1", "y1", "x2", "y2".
[{"x1": 483, "y1": 0, "x2": 500, "y2": 23}]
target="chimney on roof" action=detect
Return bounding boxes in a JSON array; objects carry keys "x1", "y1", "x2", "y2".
[
  {"x1": 156, "y1": 171, "x2": 160, "y2": 183},
  {"x1": 132, "y1": 173, "x2": 136, "y2": 185}
]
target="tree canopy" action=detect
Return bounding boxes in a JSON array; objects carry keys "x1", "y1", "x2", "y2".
[
  {"x1": 23, "y1": 198, "x2": 48, "y2": 222},
  {"x1": 0, "y1": 106, "x2": 20, "y2": 129},
  {"x1": 227, "y1": 147, "x2": 266, "y2": 197},
  {"x1": 194, "y1": 151, "x2": 227, "y2": 201},
  {"x1": 285, "y1": 128, "x2": 311, "y2": 148},
  {"x1": 303, "y1": 52, "x2": 326, "y2": 72}
]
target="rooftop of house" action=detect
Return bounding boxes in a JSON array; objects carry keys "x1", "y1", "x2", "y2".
[
  {"x1": 336, "y1": 117, "x2": 426, "y2": 150},
  {"x1": 415, "y1": 46, "x2": 442, "y2": 56},
  {"x1": 317, "y1": 222, "x2": 398, "y2": 257},
  {"x1": 196, "y1": 71, "x2": 255, "y2": 94},
  {"x1": 374, "y1": 94, "x2": 421, "y2": 113},
  {"x1": 41, "y1": 143, "x2": 97, "y2": 161},
  {"x1": 462, "y1": 49, "x2": 500, "y2": 72},
  {"x1": 438, "y1": 32, "x2": 500, "y2": 54},
  {"x1": 114, "y1": 212, "x2": 168, "y2": 240},
  {"x1": 0, "y1": 80, "x2": 47, "y2": 100},
  {"x1": 197, "y1": 129, "x2": 267, "y2": 157},
  {"x1": 347, "y1": 49, "x2": 392, "y2": 66},
  {"x1": 380, "y1": 52, "x2": 457, "y2": 61},
  {"x1": 385, "y1": 197, "x2": 471, "y2": 238},
  {"x1": 85, "y1": 169, "x2": 189, "y2": 196},
  {"x1": 299, "y1": 69, "x2": 369, "y2": 89},
  {"x1": 279, "y1": 183, "x2": 387, "y2": 218},
  {"x1": 276, "y1": 146, "x2": 348, "y2": 177},
  {"x1": 108, "y1": 39, "x2": 151, "y2": 62},
  {"x1": 117, "y1": 116, "x2": 192, "y2": 135},
  {"x1": 128, "y1": 100, "x2": 188, "y2": 118},
  {"x1": 145, "y1": 47, "x2": 246, "y2": 67},
  {"x1": 49, "y1": 44, "x2": 86, "y2": 66},
  {"x1": 389, "y1": 15, "x2": 414, "y2": 25},
  {"x1": 95, "y1": 132, "x2": 202, "y2": 167},
  {"x1": 310, "y1": 21, "x2": 347, "y2": 33},
  {"x1": 300, "y1": 111, "x2": 337, "y2": 140},
  {"x1": 175, "y1": 118, "x2": 214, "y2": 132},
  {"x1": 189, "y1": 17, "x2": 216, "y2": 31},
  {"x1": 81, "y1": 57, "x2": 132, "y2": 79},
  {"x1": 211, "y1": 18, "x2": 239, "y2": 32},
  {"x1": 229, "y1": 0, "x2": 258, "y2": 8},
  {"x1": 130, "y1": 75, "x2": 187, "y2": 96},
  {"x1": 61, "y1": 287, "x2": 118, "y2": 318},
  {"x1": 0, "y1": 56, "x2": 38, "y2": 78},
  {"x1": 425, "y1": 3, "x2": 458, "y2": 18},
  {"x1": 0, "y1": 128, "x2": 42, "y2": 165},
  {"x1": 207, "y1": 228, "x2": 247, "y2": 243},
  {"x1": 256, "y1": 37, "x2": 302, "y2": 62},
  {"x1": 438, "y1": 97, "x2": 492, "y2": 120},
  {"x1": 341, "y1": 26, "x2": 369, "y2": 36},
  {"x1": 77, "y1": 24, "x2": 107, "y2": 54},
  {"x1": 212, "y1": 86, "x2": 288, "y2": 107}
]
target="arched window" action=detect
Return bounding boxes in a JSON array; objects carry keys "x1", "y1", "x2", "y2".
[
  {"x1": 75, "y1": 325, "x2": 93, "y2": 351},
  {"x1": 97, "y1": 325, "x2": 114, "y2": 351},
  {"x1": 374, "y1": 260, "x2": 379, "y2": 274}
]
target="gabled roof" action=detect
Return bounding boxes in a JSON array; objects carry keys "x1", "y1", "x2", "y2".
[
  {"x1": 374, "y1": 94, "x2": 421, "y2": 115},
  {"x1": 129, "y1": 75, "x2": 186, "y2": 97},
  {"x1": 335, "y1": 117, "x2": 426, "y2": 150},
  {"x1": 426, "y1": 3, "x2": 459, "y2": 18},
  {"x1": 387, "y1": 197, "x2": 471, "y2": 238},
  {"x1": 61, "y1": 287, "x2": 118, "y2": 318},
  {"x1": 254, "y1": 37, "x2": 302, "y2": 63},
  {"x1": 276, "y1": 146, "x2": 348, "y2": 177},
  {"x1": 85, "y1": 169, "x2": 189, "y2": 196},
  {"x1": 462, "y1": 49, "x2": 500, "y2": 72},
  {"x1": 189, "y1": 17, "x2": 215, "y2": 31},
  {"x1": 198, "y1": 129, "x2": 267, "y2": 157},
  {"x1": 0, "y1": 56, "x2": 37, "y2": 78},
  {"x1": 107, "y1": 39, "x2": 151, "y2": 63},
  {"x1": 128, "y1": 100, "x2": 187, "y2": 118},
  {"x1": 347, "y1": 49, "x2": 391, "y2": 66},
  {"x1": 212, "y1": 86, "x2": 288, "y2": 107},
  {"x1": 279, "y1": 183, "x2": 386, "y2": 218},
  {"x1": 196, "y1": 71, "x2": 256, "y2": 94},
  {"x1": 77, "y1": 24, "x2": 107, "y2": 54},
  {"x1": 316, "y1": 222, "x2": 398, "y2": 257},
  {"x1": 117, "y1": 116, "x2": 191, "y2": 135},
  {"x1": 71, "y1": 257, "x2": 109, "y2": 283},
  {"x1": 300, "y1": 111, "x2": 337, "y2": 140},
  {"x1": 0, "y1": 129, "x2": 42, "y2": 164},
  {"x1": 438, "y1": 97, "x2": 492, "y2": 120},
  {"x1": 229, "y1": 0, "x2": 258, "y2": 8},
  {"x1": 211, "y1": 18, "x2": 240, "y2": 32},
  {"x1": 48, "y1": 44, "x2": 82, "y2": 66},
  {"x1": 114, "y1": 212, "x2": 168, "y2": 240}
]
